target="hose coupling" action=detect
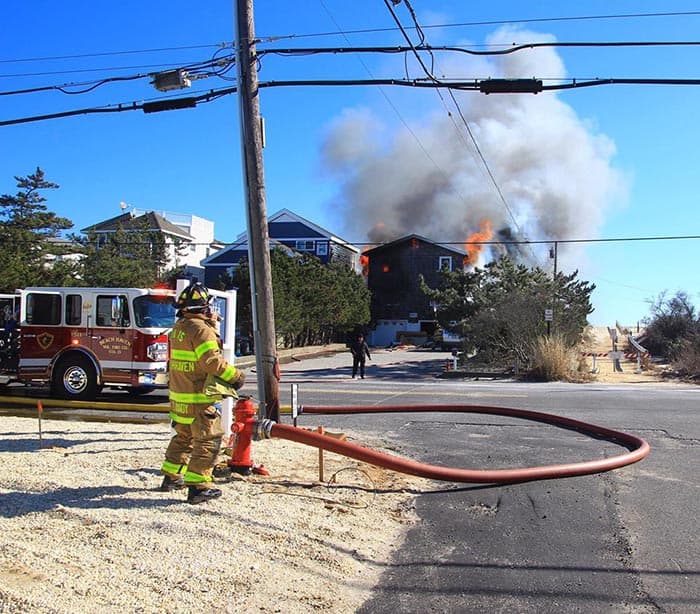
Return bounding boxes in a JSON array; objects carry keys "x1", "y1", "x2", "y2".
[{"x1": 254, "y1": 419, "x2": 276, "y2": 440}]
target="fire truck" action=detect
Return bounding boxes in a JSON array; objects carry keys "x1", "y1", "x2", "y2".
[{"x1": 0, "y1": 286, "x2": 177, "y2": 400}]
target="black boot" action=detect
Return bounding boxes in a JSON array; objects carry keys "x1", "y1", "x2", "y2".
[
  {"x1": 187, "y1": 486, "x2": 222, "y2": 505},
  {"x1": 159, "y1": 475, "x2": 185, "y2": 492}
]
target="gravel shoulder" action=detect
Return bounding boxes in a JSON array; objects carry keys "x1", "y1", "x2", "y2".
[{"x1": 0, "y1": 418, "x2": 422, "y2": 613}]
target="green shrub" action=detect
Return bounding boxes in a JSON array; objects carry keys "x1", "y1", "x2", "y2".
[{"x1": 643, "y1": 291, "x2": 697, "y2": 361}]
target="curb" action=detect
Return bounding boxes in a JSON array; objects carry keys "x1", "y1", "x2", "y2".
[{"x1": 234, "y1": 344, "x2": 348, "y2": 370}]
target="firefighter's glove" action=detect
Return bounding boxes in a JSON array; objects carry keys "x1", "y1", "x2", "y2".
[
  {"x1": 232, "y1": 370, "x2": 246, "y2": 390},
  {"x1": 204, "y1": 403, "x2": 221, "y2": 419},
  {"x1": 204, "y1": 375, "x2": 239, "y2": 398}
]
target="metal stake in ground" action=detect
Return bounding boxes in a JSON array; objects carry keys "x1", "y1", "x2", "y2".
[{"x1": 36, "y1": 400, "x2": 43, "y2": 448}]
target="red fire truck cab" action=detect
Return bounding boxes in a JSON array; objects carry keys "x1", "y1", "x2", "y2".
[{"x1": 0, "y1": 286, "x2": 176, "y2": 400}]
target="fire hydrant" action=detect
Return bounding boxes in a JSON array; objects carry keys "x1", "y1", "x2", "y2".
[
  {"x1": 228, "y1": 397, "x2": 256, "y2": 475},
  {"x1": 228, "y1": 397, "x2": 269, "y2": 476}
]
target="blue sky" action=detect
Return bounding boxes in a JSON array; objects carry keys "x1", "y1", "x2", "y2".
[{"x1": 2, "y1": 1, "x2": 700, "y2": 327}]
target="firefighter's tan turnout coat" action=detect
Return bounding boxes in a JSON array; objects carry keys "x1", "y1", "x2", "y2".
[{"x1": 167, "y1": 315, "x2": 241, "y2": 423}]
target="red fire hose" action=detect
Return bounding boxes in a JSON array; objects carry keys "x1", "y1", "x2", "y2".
[{"x1": 256, "y1": 404, "x2": 649, "y2": 484}]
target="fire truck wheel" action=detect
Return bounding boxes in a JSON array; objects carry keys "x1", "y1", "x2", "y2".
[{"x1": 52, "y1": 355, "x2": 99, "y2": 401}]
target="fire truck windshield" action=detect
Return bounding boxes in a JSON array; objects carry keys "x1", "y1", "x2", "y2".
[{"x1": 133, "y1": 295, "x2": 176, "y2": 329}]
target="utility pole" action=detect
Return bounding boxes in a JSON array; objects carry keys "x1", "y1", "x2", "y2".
[
  {"x1": 551, "y1": 241, "x2": 558, "y2": 278},
  {"x1": 546, "y1": 241, "x2": 558, "y2": 338},
  {"x1": 234, "y1": 0, "x2": 279, "y2": 421}
]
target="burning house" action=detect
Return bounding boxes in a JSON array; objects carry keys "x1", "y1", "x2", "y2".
[{"x1": 363, "y1": 235, "x2": 470, "y2": 347}]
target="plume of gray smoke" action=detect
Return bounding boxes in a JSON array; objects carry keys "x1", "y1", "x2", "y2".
[{"x1": 320, "y1": 26, "x2": 627, "y2": 268}]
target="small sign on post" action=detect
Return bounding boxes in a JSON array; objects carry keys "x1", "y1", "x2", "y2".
[
  {"x1": 609, "y1": 351, "x2": 624, "y2": 373},
  {"x1": 544, "y1": 308, "x2": 553, "y2": 337}
]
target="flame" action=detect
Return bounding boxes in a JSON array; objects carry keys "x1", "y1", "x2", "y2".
[
  {"x1": 463, "y1": 220, "x2": 493, "y2": 266},
  {"x1": 359, "y1": 253, "x2": 369, "y2": 277}
]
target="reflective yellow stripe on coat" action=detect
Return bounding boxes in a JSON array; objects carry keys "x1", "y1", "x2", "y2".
[{"x1": 167, "y1": 315, "x2": 239, "y2": 421}]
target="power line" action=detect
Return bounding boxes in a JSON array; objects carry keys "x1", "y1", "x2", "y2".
[
  {"x1": 0, "y1": 52, "x2": 235, "y2": 84},
  {"x1": 259, "y1": 40, "x2": 700, "y2": 59},
  {"x1": 4, "y1": 38, "x2": 698, "y2": 97},
  {"x1": 542, "y1": 77, "x2": 700, "y2": 91},
  {"x1": 295, "y1": 233, "x2": 700, "y2": 248},
  {"x1": 6, "y1": 74, "x2": 700, "y2": 127},
  {"x1": 259, "y1": 10, "x2": 700, "y2": 42},
  {"x1": 0, "y1": 43, "x2": 231, "y2": 65},
  {"x1": 0, "y1": 86, "x2": 237, "y2": 127},
  {"x1": 2, "y1": 10, "x2": 698, "y2": 66},
  {"x1": 0, "y1": 74, "x2": 150, "y2": 97},
  {"x1": 0, "y1": 62, "x2": 198, "y2": 79},
  {"x1": 13, "y1": 233, "x2": 700, "y2": 248}
]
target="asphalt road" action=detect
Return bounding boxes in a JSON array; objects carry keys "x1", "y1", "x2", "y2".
[{"x1": 278, "y1": 348, "x2": 698, "y2": 613}]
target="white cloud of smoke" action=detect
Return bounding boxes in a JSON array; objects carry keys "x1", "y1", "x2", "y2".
[{"x1": 320, "y1": 27, "x2": 628, "y2": 267}]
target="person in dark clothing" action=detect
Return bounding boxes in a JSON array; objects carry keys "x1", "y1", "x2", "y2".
[
  {"x1": 3, "y1": 308, "x2": 18, "y2": 333},
  {"x1": 350, "y1": 333, "x2": 371, "y2": 379}
]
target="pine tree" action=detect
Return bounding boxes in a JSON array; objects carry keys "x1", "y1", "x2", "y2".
[
  {"x1": 0, "y1": 168, "x2": 73, "y2": 292},
  {"x1": 76, "y1": 219, "x2": 172, "y2": 287}
]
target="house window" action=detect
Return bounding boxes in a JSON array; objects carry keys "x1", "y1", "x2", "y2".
[
  {"x1": 295, "y1": 240, "x2": 315, "y2": 252},
  {"x1": 316, "y1": 242, "x2": 328, "y2": 256},
  {"x1": 438, "y1": 256, "x2": 453, "y2": 271}
]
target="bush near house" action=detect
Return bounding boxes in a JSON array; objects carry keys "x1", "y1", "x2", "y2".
[
  {"x1": 643, "y1": 291, "x2": 700, "y2": 380},
  {"x1": 422, "y1": 256, "x2": 595, "y2": 377}
]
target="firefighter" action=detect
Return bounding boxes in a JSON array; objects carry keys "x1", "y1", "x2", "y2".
[{"x1": 159, "y1": 283, "x2": 246, "y2": 504}]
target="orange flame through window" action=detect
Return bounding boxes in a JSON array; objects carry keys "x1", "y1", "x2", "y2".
[
  {"x1": 359, "y1": 253, "x2": 369, "y2": 277},
  {"x1": 463, "y1": 220, "x2": 493, "y2": 266}
]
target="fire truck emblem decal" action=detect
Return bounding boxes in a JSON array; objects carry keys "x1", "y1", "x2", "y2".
[{"x1": 37, "y1": 332, "x2": 55, "y2": 350}]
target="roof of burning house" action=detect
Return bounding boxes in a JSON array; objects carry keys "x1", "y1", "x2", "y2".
[{"x1": 362, "y1": 234, "x2": 468, "y2": 256}]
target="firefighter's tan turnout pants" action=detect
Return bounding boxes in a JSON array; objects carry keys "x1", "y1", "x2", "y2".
[{"x1": 162, "y1": 404, "x2": 225, "y2": 487}]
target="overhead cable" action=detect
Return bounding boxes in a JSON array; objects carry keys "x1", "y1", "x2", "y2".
[
  {"x1": 258, "y1": 10, "x2": 700, "y2": 42},
  {"x1": 12, "y1": 233, "x2": 700, "y2": 248}
]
